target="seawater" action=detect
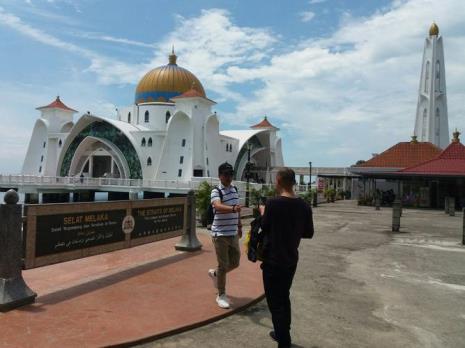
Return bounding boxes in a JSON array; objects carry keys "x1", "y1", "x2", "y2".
[{"x1": 0, "y1": 191, "x2": 109, "y2": 204}]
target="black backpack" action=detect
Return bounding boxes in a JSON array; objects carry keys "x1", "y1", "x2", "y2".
[
  {"x1": 206, "y1": 185, "x2": 237, "y2": 230},
  {"x1": 246, "y1": 215, "x2": 265, "y2": 262}
]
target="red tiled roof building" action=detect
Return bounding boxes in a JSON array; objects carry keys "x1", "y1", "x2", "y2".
[
  {"x1": 354, "y1": 136, "x2": 441, "y2": 170},
  {"x1": 400, "y1": 131, "x2": 465, "y2": 176}
]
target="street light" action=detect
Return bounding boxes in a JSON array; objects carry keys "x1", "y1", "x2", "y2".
[{"x1": 308, "y1": 161, "x2": 312, "y2": 190}]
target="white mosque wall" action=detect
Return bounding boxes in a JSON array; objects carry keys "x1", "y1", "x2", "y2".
[
  {"x1": 22, "y1": 119, "x2": 48, "y2": 175},
  {"x1": 155, "y1": 112, "x2": 192, "y2": 181},
  {"x1": 205, "y1": 114, "x2": 222, "y2": 178},
  {"x1": 137, "y1": 103, "x2": 176, "y2": 130}
]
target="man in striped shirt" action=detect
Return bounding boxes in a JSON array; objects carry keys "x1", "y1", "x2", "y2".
[{"x1": 208, "y1": 162, "x2": 242, "y2": 309}]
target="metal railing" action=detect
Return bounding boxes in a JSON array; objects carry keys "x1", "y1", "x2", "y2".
[{"x1": 0, "y1": 174, "x2": 265, "y2": 193}]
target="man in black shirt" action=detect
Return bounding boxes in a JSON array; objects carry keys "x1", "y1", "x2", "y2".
[{"x1": 260, "y1": 167, "x2": 314, "y2": 348}]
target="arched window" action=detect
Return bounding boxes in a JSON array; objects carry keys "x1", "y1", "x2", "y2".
[
  {"x1": 40, "y1": 155, "x2": 44, "y2": 162},
  {"x1": 165, "y1": 111, "x2": 171, "y2": 123},
  {"x1": 147, "y1": 157, "x2": 152, "y2": 166},
  {"x1": 43, "y1": 141, "x2": 46, "y2": 148},
  {"x1": 144, "y1": 110, "x2": 149, "y2": 123},
  {"x1": 141, "y1": 138, "x2": 146, "y2": 147},
  {"x1": 435, "y1": 108, "x2": 440, "y2": 137},
  {"x1": 128, "y1": 112, "x2": 131, "y2": 123},
  {"x1": 435, "y1": 60, "x2": 441, "y2": 92},
  {"x1": 229, "y1": 144, "x2": 232, "y2": 152},
  {"x1": 58, "y1": 139, "x2": 62, "y2": 147},
  {"x1": 39, "y1": 166, "x2": 42, "y2": 173},
  {"x1": 226, "y1": 144, "x2": 229, "y2": 152},
  {"x1": 148, "y1": 138, "x2": 152, "y2": 147},
  {"x1": 422, "y1": 109, "x2": 427, "y2": 138},
  {"x1": 424, "y1": 61, "x2": 430, "y2": 93}
]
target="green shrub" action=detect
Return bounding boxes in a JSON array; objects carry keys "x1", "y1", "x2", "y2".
[{"x1": 195, "y1": 181, "x2": 213, "y2": 226}]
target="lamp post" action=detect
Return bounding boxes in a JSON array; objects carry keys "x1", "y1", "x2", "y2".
[
  {"x1": 308, "y1": 161, "x2": 312, "y2": 191},
  {"x1": 245, "y1": 142, "x2": 252, "y2": 207}
]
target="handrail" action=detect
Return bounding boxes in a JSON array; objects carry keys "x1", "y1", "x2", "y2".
[{"x1": 0, "y1": 174, "x2": 265, "y2": 192}]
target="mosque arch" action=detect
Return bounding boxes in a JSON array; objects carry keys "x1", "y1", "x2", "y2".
[
  {"x1": 156, "y1": 111, "x2": 192, "y2": 179},
  {"x1": 205, "y1": 114, "x2": 221, "y2": 173},
  {"x1": 233, "y1": 131, "x2": 270, "y2": 181},
  {"x1": 22, "y1": 118, "x2": 48, "y2": 174},
  {"x1": 144, "y1": 110, "x2": 150, "y2": 123},
  {"x1": 59, "y1": 120, "x2": 142, "y2": 179},
  {"x1": 148, "y1": 137, "x2": 152, "y2": 147},
  {"x1": 435, "y1": 60, "x2": 441, "y2": 92},
  {"x1": 67, "y1": 136, "x2": 130, "y2": 179},
  {"x1": 424, "y1": 61, "x2": 430, "y2": 93},
  {"x1": 60, "y1": 121, "x2": 74, "y2": 133},
  {"x1": 141, "y1": 138, "x2": 146, "y2": 147}
]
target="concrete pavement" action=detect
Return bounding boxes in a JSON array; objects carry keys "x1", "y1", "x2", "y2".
[{"x1": 138, "y1": 200, "x2": 465, "y2": 348}]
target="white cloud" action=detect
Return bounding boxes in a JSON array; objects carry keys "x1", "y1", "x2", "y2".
[
  {"x1": 300, "y1": 11, "x2": 316, "y2": 22},
  {"x1": 75, "y1": 32, "x2": 156, "y2": 48},
  {"x1": 2, "y1": 1, "x2": 465, "y2": 169},
  {"x1": 309, "y1": 0, "x2": 326, "y2": 4},
  {"x1": 222, "y1": 0, "x2": 465, "y2": 165}
]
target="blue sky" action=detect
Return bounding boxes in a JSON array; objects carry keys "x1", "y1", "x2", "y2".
[{"x1": 0, "y1": 0, "x2": 465, "y2": 173}]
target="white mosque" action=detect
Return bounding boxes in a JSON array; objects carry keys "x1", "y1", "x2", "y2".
[{"x1": 21, "y1": 50, "x2": 284, "y2": 183}]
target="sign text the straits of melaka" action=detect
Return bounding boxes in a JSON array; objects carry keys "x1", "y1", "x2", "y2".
[
  {"x1": 131, "y1": 204, "x2": 184, "y2": 239},
  {"x1": 36, "y1": 210, "x2": 126, "y2": 257}
]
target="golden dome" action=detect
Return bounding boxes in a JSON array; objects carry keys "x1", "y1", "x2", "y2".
[
  {"x1": 429, "y1": 22, "x2": 439, "y2": 36},
  {"x1": 135, "y1": 49, "x2": 206, "y2": 104}
]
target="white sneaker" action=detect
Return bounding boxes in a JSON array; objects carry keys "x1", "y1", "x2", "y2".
[
  {"x1": 208, "y1": 269, "x2": 217, "y2": 288},
  {"x1": 216, "y1": 294, "x2": 230, "y2": 309}
]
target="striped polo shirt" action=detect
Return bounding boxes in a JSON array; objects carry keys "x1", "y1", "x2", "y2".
[{"x1": 210, "y1": 183, "x2": 240, "y2": 236}]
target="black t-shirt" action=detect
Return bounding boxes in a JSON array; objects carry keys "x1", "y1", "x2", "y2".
[{"x1": 261, "y1": 196, "x2": 314, "y2": 268}]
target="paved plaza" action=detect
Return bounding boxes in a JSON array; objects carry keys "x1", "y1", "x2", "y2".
[{"x1": 140, "y1": 200, "x2": 465, "y2": 348}]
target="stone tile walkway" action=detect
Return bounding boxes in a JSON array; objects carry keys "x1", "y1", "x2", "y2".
[{"x1": 0, "y1": 232, "x2": 263, "y2": 348}]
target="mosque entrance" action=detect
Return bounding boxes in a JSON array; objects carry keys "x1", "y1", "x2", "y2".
[
  {"x1": 80, "y1": 151, "x2": 122, "y2": 178},
  {"x1": 67, "y1": 136, "x2": 130, "y2": 179},
  {"x1": 90, "y1": 155, "x2": 111, "y2": 178}
]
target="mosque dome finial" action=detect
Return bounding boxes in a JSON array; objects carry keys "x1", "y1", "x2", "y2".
[
  {"x1": 452, "y1": 129, "x2": 460, "y2": 143},
  {"x1": 429, "y1": 22, "x2": 439, "y2": 36},
  {"x1": 169, "y1": 46, "x2": 177, "y2": 65}
]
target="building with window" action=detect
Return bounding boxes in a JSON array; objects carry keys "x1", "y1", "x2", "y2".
[{"x1": 22, "y1": 50, "x2": 284, "y2": 183}]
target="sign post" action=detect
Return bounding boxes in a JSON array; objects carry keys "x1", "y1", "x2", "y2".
[
  {"x1": 176, "y1": 190, "x2": 202, "y2": 251},
  {"x1": 0, "y1": 190, "x2": 36, "y2": 311},
  {"x1": 392, "y1": 200, "x2": 401, "y2": 232}
]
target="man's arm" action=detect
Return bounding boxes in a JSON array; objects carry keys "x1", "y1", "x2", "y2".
[
  {"x1": 212, "y1": 200, "x2": 242, "y2": 213},
  {"x1": 302, "y1": 206, "x2": 314, "y2": 239}
]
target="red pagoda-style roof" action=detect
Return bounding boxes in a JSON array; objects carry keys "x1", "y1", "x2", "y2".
[
  {"x1": 170, "y1": 87, "x2": 216, "y2": 104},
  {"x1": 36, "y1": 96, "x2": 77, "y2": 113},
  {"x1": 400, "y1": 131, "x2": 465, "y2": 176},
  {"x1": 250, "y1": 116, "x2": 278, "y2": 130},
  {"x1": 356, "y1": 138, "x2": 441, "y2": 169}
]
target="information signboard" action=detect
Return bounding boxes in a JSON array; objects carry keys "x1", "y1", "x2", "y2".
[
  {"x1": 131, "y1": 204, "x2": 184, "y2": 239},
  {"x1": 35, "y1": 210, "x2": 126, "y2": 257}
]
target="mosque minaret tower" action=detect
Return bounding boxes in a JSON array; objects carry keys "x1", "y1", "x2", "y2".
[{"x1": 413, "y1": 22, "x2": 449, "y2": 149}]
